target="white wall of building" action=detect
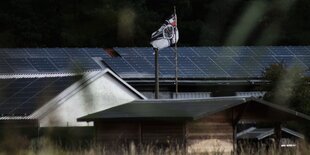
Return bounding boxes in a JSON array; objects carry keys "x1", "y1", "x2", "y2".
[{"x1": 36, "y1": 71, "x2": 143, "y2": 127}]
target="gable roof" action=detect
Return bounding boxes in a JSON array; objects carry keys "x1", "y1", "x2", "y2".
[
  {"x1": 29, "y1": 69, "x2": 146, "y2": 120},
  {"x1": 0, "y1": 69, "x2": 146, "y2": 120},
  {"x1": 77, "y1": 97, "x2": 310, "y2": 122}
]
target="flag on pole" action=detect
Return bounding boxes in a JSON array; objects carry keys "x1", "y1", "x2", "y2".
[{"x1": 150, "y1": 14, "x2": 179, "y2": 50}]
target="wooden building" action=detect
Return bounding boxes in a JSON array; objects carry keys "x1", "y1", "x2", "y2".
[{"x1": 78, "y1": 97, "x2": 310, "y2": 154}]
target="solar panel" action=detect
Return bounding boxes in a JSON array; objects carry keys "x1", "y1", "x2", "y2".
[
  {"x1": 178, "y1": 47, "x2": 199, "y2": 57},
  {"x1": 71, "y1": 58, "x2": 102, "y2": 70},
  {"x1": 211, "y1": 57, "x2": 249, "y2": 77},
  {"x1": 65, "y1": 48, "x2": 89, "y2": 58},
  {"x1": 46, "y1": 48, "x2": 69, "y2": 58},
  {"x1": 176, "y1": 57, "x2": 206, "y2": 78},
  {"x1": 2, "y1": 78, "x2": 51, "y2": 114},
  {"x1": 133, "y1": 48, "x2": 154, "y2": 56},
  {"x1": 252, "y1": 56, "x2": 279, "y2": 68},
  {"x1": 0, "y1": 79, "x2": 15, "y2": 89},
  {"x1": 287, "y1": 46, "x2": 310, "y2": 55},
  {"x1": 114, "y1": 48, "x2": 140, "y2": 57},
  {"x1": 84, "y1": 48, "x2": 110, "y2": 58},
  {"x1": 250, "y1": 47, "x2": 273, "y2": 56},
  {"x1": 5, "y1": 48, "x2": 30, "y2": 58},
  {"x1": 158, "y1": 48, "x2": 174, "y2": 57},
  {"x1": 51, "y1": 58, "x2": 77, "y2": 71},
  {"x1": 2, "y1": 46, "x2": 309, "y2": 78},
  {"x1": 232, "y1": 56, "x2": 264, "y2": 77},
  {"x1": 210, "y1": 47, "x2": 237, "y2": 56},
  {"x1": 230, "y1": 46, "x2": 255, "y2": 56},
  {"x1": 274, "y1": 56, "x2": 307, "y2": 69},
  {"x1": 0, "y1": 58, "x2": 14, "y2": 73},
  {"x1": 28, "y1": 58, "x2": 58, "y2": 72},
  {"x1": 296, "y1": 56, "x2": 310, "y2": 68},
  {"x1": 5, "y1": 58, "x2": 36, "y2": 72},
  {"x1": 189, "y1": 57, "x2": 229, "y2": 77},
  {"x1": 122, "y1": 56, "x2": 153, "y2": 75},
  {"x1": 0, "y1": 76, "x2": 80, "y2": 116},
  {"x1": 0, "y1": 49, "x2": 9, "y2": 58},
  {"x1": 69, "y1": 47, "x2": 310, "y2": 78},
  {"x1": 0, "y1": 78, "x2": 36, "y2": 114},
  {"x1": 146, "y1": 56, "x2": 176, "y2": 77},
  {"x1": 26, "y1": 48, "x2": 49, "y2": 57},
  {"x1": 102, "y1": 57, "x2": 138, "y2": 76},
  {"x1": 26, "y1": 76, "x2": 80, "y2": 109},
  {"x1": 192, "y1": 47, "x2": 217, "y2": 57},
  {"x1": 268, "y1": 46, "x2": 293, "y2": 56}
]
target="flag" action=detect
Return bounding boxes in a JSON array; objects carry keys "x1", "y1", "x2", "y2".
[{"x1": 150, "y1": 14, "x2": 179, "y2": 50}]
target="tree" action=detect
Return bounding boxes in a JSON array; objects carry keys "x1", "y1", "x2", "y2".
[{"x1": 262, "y1": 63, "x2": 310, "y2": 139}]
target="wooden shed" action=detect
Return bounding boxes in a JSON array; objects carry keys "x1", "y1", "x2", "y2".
[{"x1": 78, "y1": 97, "x2": 310, "y2": 154}]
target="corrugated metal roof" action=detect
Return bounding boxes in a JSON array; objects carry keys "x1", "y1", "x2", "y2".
[
  {"x1": 77, "y1": 97, "x2": 310, "y2": 122},
  {"x1": 78, "y1": 97, "x2": 246, "y2": 122}
]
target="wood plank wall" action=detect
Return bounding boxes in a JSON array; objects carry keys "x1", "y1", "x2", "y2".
[
  {"x1": 95, "y1": 121, "x2": 184, "y2": 145},
  {"x1": 95, "y1": 122, "x2": 140, "y2": 143},
  {"x1": 186, "y1": 111, "x2": 234, "y2": 154},
  {"x1": 142, "y1": 122, "x2": 184, "y2": 144},
  {"x1": 187, "y1": 111, "x2": 233, "y2": 140},
  {"x1": 94, "y1": 111, "x2": 234, "y2": 154}
]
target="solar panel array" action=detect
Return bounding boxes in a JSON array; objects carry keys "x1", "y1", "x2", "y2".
[
  {"x1": 0, "y1": 46, "x2": 309, "y2": 116},
  {"x1": 0, "y1": 48, "x2": 108, "y2": 73},
  {"x1": 104, "y1": 46, "x2": 310, "y2": 79},
  {"x1": 0, "y1": 47, "x2": 310, "y2": 78},
  {"x1": 0, "y1": 76, "x2": 81, "y2": 116}
]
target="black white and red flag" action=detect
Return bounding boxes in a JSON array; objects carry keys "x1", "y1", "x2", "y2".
[{"x1": 150, "y1": 14, "x2": 179, "y2": 50}]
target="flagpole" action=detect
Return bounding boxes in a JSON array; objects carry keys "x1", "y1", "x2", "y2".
[
  {"x1": 174, "y1": 6, "x2": 179, "y2": 99},
  {"x1": 154, "y1": 48, "x2": 159, "y2": 99}
]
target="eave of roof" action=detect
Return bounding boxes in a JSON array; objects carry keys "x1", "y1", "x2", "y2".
[
  {"x1": 77, "y1": 97, "x2": 310, "y2": 123},
  {"x1": 251, "y1": 98, "x2": 310, "y2": 122},
  {"x1": 77, "y1": 97, "x2": 248, "y2": 122}
]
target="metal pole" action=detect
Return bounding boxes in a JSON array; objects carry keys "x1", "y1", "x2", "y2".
[
  {"x1": 174, "y1": 6, "x2": 179, "y2": 98},
  {"x1": 154, "y1": 48, "x2": 159, "y2": 99}
]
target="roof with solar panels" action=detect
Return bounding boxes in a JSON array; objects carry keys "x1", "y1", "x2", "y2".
[
  {"x1": 0, "y1": 46, "x2": 309, "y2": 118},
  {"x1": 1, "y1": 46, "x2": 309, "y2": 78}
]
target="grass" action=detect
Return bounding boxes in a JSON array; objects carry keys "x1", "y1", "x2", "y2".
[{"x1": 1, "y1": 137, "x2": 310, "y2": 155}]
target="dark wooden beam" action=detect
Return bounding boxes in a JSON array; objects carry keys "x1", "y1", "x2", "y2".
[{"x1": 274, "y1": 122, "x2": 282, "y2": 149}]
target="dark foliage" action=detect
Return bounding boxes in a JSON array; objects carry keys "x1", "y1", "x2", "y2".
[
  {"x1": 0, "y1": 0, "x2": 310, "y2": 47},
  {"x1": 262, "y1": 63, "x2": 310, "y2": 139}
]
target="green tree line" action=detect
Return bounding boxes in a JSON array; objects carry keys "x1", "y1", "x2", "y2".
[{"x1": 0, "y1": 0, "x2": 310, "y2": 47}]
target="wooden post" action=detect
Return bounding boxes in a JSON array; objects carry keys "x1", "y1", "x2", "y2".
[
  {"x1": 274, "y1": 122, "x2": 282, "y2": 149},
  {"x1": 232, "y1": 110, "x2": 236, "y2": 155},
  {"x1": 154, "y1": 48, "x2": 159, "y2": 99},
  {"x1": 183, "y1": 123, "x2": 187, "y2": 155},
  {"x1": 139, "y1": 122, "x2": 142, "y2": 145}
]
